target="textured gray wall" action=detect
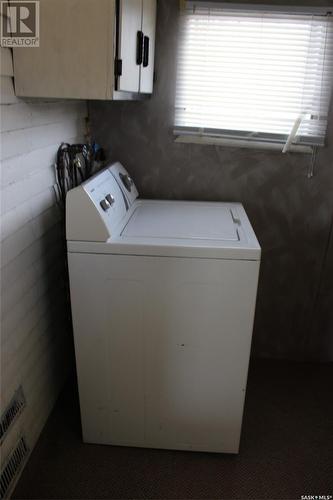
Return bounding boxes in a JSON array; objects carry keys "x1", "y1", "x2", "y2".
[{"x1": 90, "y1": 0, "x2": 333, "y2": 361}]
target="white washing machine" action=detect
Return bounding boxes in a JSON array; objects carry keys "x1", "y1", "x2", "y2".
[{"x1": 66, "y1": 162, "x2": 261, "y2": 454}]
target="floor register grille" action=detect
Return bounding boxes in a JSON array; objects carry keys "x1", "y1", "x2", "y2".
[
  {"x1": 0, "y1": 387, "x2": 26, "y2": 444},
  {"x1": 0, "y1": 437, "x2": 29, "y2": 499}
]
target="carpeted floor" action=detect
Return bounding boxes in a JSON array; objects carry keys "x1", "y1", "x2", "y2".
[{"x1": 12, "y1": 359, "x2": 333, "y2": 500}]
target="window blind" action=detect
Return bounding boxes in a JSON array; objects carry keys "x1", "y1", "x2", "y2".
[{"x1": 174, "y1": 3, "x2": 333, "y2": 149}]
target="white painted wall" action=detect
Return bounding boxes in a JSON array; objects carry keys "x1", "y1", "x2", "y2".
[{"x1": 0, "y1": 47, "x2": 87, "y2": 470}]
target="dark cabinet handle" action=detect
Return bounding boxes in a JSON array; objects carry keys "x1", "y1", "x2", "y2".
[
  {"x1": 143, "y1": 35, "x2": 149, "y2": 67},
  {"x1": 136, "y1": 31, "x2": 144, "y2": 65}
]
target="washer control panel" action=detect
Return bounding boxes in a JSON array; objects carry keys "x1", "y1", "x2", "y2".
[
  {"x1": 66, "y1": 167, "x2": 128, "y2": 242},
  {"x1": 109, "y1": 162, "x2": 138, "y2": 207}
]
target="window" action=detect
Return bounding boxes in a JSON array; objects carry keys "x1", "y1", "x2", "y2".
[{"x1": 175, "y1": 3, "x2": 333, "y2": 152}]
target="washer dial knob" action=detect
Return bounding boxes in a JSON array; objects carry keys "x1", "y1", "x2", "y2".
[{"x1": 119, "y1": 173, "x2": 134, "y2": 192}]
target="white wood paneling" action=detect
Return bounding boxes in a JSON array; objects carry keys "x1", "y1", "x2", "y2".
[
  {"x1": 1, "y1": 223, "x2": 62, "y2": 290},
  {"x1": 1, "y1": 247, "x2": 63, "y2": 317},
  {"x1": 0, "y1": 188, "x2": 56, "y2": 241},
  {"x1": 0, "y1": 48, "x2": 88, "y2": 466},
  {"x1": 1, "y1": 135, "x2": 82, "y2": 188},
  {"x1": 1, "y1": 117, "x2": 86, "y2": 161},
  {"x1": 1, "y1": 166, "x2": 56, "y2": 214},
  {"x1": 1, "y1": 101, "x2": 86, "y2": 133}
]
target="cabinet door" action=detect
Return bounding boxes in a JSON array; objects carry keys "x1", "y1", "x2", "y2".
[
  {"x1": 118, "y1": 0, "x2": 143, "y2": 92},
  {"x1": 13, "y1": 0, "x2": 115, "y2": 99},
  {"x1": 140, "y1": 0, "x2": 156, "y2": 93}
]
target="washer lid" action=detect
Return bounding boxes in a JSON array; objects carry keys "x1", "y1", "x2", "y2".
[{"x1": 121, "y1": 202, "x2": 239, "y2": 241}]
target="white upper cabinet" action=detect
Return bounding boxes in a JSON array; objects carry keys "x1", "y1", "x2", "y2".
[
  {"x1": 12, "y1": 0, "x2": 156, "y2": 100},
  {"x1": 116, "y1": 0, "x2": 157, "y2": 95}
]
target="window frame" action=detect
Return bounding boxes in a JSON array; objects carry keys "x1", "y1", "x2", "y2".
[{"x1": 174, "y1": 2, "x2": 333, "y2": 153}]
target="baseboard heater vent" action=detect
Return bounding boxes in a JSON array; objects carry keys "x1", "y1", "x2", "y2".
[
  {"x1": 0, "y1": 387, "x2": 26, "y2": 444},
  {"x1": 0, "y1": 436, "x2": 29, "y2": 499}
]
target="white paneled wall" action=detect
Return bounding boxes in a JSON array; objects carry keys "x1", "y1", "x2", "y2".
[{"x1": 0, "y1": 47, "x2": 88, "y2": 465}]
